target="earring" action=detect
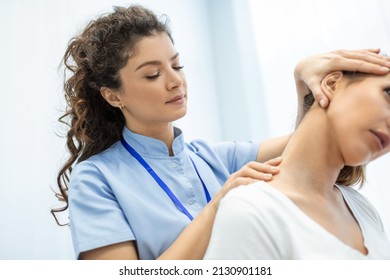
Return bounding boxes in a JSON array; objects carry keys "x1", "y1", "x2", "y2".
[{"x1": 119, "y1": 104, "x2": 124, "y2": 110}]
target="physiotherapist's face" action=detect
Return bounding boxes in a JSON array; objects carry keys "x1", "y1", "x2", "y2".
[
  {"x1": 118, "y1": 32, "x2": 188, "y2": 130},
  {"x1": 328, "y1": 73, "x2": 390, "y2": 166}
]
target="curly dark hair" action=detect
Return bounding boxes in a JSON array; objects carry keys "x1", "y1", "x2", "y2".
[{"x1": 52, "y1": 5, "x2": 172, "y2": 225}]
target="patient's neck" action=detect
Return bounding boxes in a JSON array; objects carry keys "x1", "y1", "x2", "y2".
[{"x1": 272, "y1": 108, "x2": 344, "y2": 195}]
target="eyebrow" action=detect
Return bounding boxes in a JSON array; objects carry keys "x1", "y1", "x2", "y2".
[{"x1": 135, "y1": 53, "x2": 180, "y2": 71}]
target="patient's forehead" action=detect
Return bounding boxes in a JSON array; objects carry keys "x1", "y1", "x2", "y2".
[
  {"x1": 355, "y1": 72, "x2": 390, "y2": 83},
  {"x1": 374, "y1": 72, "x2": 390, "y2": 80}
]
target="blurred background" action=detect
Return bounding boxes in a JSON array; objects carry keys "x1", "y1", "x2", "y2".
[{"x1": 1, "y1": 0, "x2": 389, "y2": 259}]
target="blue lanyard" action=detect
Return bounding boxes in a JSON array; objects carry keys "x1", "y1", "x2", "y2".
[{"x1": 120, "y1": 137, "x2": 211, "y2": 221}]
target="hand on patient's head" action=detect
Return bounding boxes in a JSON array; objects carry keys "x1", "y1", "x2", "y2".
[{"x1": 295, "y1": 48, "x2": 390, "y2": 109}]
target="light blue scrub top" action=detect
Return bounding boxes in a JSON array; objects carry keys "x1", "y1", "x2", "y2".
[{"x1": 69, "y1": 127, "x2": 259, "y2": 259}]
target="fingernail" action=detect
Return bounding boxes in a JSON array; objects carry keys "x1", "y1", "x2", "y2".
[
  {"x1": 264, "y1": 174, "x2": 272, "y2": 179},
  {"x1": 270, "y1": 167, "x2": 279, "y2": 172},
  {"x1": 319, "y1": 99, "x2": 326, "y2": 108}
]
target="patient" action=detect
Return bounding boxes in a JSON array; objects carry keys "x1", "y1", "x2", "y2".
[{"x1": 204, "y1": 70, "x2": 390, "y2": 259}]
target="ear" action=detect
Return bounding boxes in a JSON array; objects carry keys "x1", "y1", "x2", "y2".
[
  {"x1": 320, "y1": 71, "x2": 344, "y2": 102},
  {"x1": 100, "y1": 87, "x2": 122, "y2": 109}
]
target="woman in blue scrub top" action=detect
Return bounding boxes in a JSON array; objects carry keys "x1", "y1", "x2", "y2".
[{"x1": 52, "y1": 5, "x2": 390, "y2": 260}]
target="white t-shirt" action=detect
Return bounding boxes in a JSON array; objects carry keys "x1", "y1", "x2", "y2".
[{"x1": 204, "y1": 182, "x2": 390, "y2": 259}]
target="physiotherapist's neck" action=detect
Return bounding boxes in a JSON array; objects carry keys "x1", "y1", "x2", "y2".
[{"x1": 126, "y1": 122, "x2": 175, "y2": 154}]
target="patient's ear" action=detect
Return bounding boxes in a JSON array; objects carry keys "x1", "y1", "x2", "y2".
[
  {"x1": 321, "y1": 71, "x2": 344, "y2": 101},
  {"x1": 100, "y1": 87, "x2": 122, "y2": 109}
]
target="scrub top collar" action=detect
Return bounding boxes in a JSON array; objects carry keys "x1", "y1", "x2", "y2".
[{"x1": 122, "y1": 126, "x2": 185, "y2": 157}]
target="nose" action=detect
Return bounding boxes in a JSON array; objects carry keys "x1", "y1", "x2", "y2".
[{"x1": 166, "y1": 68, "x2": 184, "y2": 90}]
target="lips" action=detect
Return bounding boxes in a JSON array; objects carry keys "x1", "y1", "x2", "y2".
[
  {"x1": 371, "y1": 130, "x2": 390, "y2": 150},
  {"x1": 166, "y1": 94, "x2": 185, "y2": 103}
]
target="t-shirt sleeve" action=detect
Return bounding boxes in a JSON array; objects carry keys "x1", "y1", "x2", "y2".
[
  {"x1": 204, "y1": 185, "x2": 284, "y2": 260},
  {"x1": 68, "y1": 161, "x2": 134, "y2": 258}
]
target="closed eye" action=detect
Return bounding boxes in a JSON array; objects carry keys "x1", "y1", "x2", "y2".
[
  {"x1": 384, "y1": 87, "x2": 390, "y2": 103},
  {"x1": 385, "y1": 87, "x2": 390, "y2": 96},
  {"x1": 145, "y1": 65, "x2": 183, "y2": 80},
  {"x1": 146, "y1": 72, "x2": 161, "y2": 80}
]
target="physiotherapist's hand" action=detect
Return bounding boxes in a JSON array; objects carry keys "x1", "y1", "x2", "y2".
[
  {"x1": 294, "y1": 48, "x2": 390, "y2": 109},
  {"x1": 208, "y1": 157, "x2": 282, "y2": 212}
]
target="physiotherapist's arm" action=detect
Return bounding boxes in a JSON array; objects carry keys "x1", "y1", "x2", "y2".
[
  {"x1": 78, "y1": 193, "x2": 220, "y2": 260},
  {"x1": 256, "y1": 134, "x2": 290, "y2": 163}
]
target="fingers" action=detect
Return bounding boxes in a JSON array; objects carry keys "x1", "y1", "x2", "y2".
[
  {"x1": 307, "y1": 48, "x2": 390, "y2": 109},
  {"x1": 238, "y1": 168, "x2": 273, "y2": 181},
  {"x1": 244, "y1": 161, "x2": 280, "y2": 175},
  {"x1": 216, "y1": 160, "x2": 283, "y2": 201},
  {"x1": 331, "y1": 49, "x2": 390, "y2": 74},
  {"x1": 221, "y1": 177, "x2": 262, "y2": 196},
  {"x1": 264, "y1": 156, "x2": 282, "y2": 166},
  {"x1": 358, "y1": 48, "x2": 381, "y2": 54},
  {"x1": 227, "y1": 177, "x2": 260, "y2": 188},
  {"x1": 332, "y1": 49, "x2": 383, "y2": 59},
  {"x1": 308, "y1": 82, "x2": 329, "y2": 109},
  {"x1": 214, "y1": 177, "x2": 259, "y2": 202},
  {"x1": 338, "y1": 58, "x2": 389, "y2": 75},
  {"x1": 229, "y1": 161, "x2": 280, "y2": 184}
]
